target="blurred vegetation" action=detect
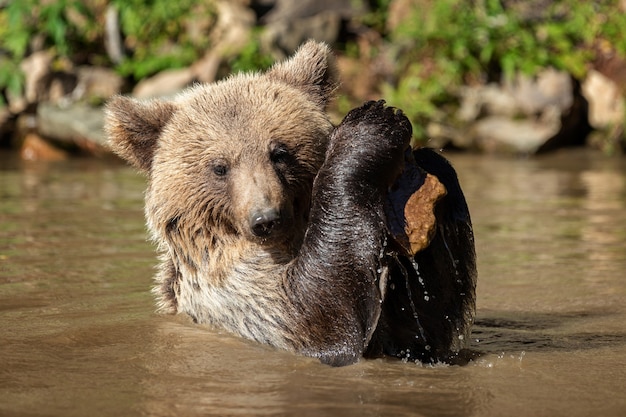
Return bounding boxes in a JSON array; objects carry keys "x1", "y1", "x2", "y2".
[
  {"x1": 227, "y1": 31, "x2": 274, "y2": 74},
  {"x1": 0, "y1": 0, "x2": 94, "y2": 102},
  {"x1": 373, "y1": 0, "x2": 626, "y2": 141},
  {"x1": 1, "y1": 0, "x2": 625, "y2": 147},
  {"x1": 0, "y1": 0, "x2": 216, "y2": 102},
  {"x1": 113, "y1": 0, "x2": 215, "y2": 79}
]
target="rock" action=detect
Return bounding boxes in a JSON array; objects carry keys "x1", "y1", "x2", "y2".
[
  {"x1": 20, "y1": 132, "x2": 68, "y2": 162},
  {"x1": 459, "y1": 68, "x2": 573, "y2": 120},
  {"x1": 192, "y1": 0, "x2": 256, "y2": 83},
  {"x1": 471, "y1": 115, "x2": 560, "y2": 154},
  {"x1": 133, "y1": 0, "x2": 256, "y2": 94},
  {"x1": 73, "y1": 66, "x2": 126, "y2": 102},
  {"x1": 582, "y1": 69, "x2": 625, "y2": 130},
  {"x1": 449, "y1": 68, "x2": 589, "y2": 154},
  {"x1": 262, "y1": 11, "x2": 342, "y2": 59},
  {"x1": 516, "y1": 68, "x2": 573, "y2": 115},
  {"x1": 19, "y1": 51, "x2": 78, "y2": 106},
  {"x1": 43, "y1": 72, "x2": 78, "y2": 104},
  {"x1": 20, "y1": 51, "x2": 54, "y2": 104},
  {"x1": 586, "y1": 36, "x2": 626, "y2": 152},
  {"x1": 211, "y1": 0, "x2": 256, "y2": 54},
  {"x1": 132, "y1": 68, "x2": 195, "y2": 99},
  {"x1": 260, "y1": 0, "x2": 364, "y2": 23},
  {"x1": 36, "y1": 103, "x2": 107, "y2": 153},
  {"x1": 458, "y1": 83, "x2": 519, "y2": 121},
  {"x1": 425, "y1": 122, "x2": 473, "y2": 149},
  {"x1": 260, "y1": 0, "x2": 367, "y2": 58}
]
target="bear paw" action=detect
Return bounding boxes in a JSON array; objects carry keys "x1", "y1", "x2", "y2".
[
  {"x1": 328, "y1": 100, "x2": 413, "y2": 187},
  {"x1": 340, "y1": 100, "x2": 412, "y2": 151}
]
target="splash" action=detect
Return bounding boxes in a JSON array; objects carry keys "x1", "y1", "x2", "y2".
[{"x1": 395, "y1": 254, "x2": 428, "y2": 345}]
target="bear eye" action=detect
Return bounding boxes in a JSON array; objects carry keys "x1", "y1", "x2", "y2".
[
  {"x1": 212, "y1": 163, "x2": 229, "y2": 177},
  {"x1": 270, "y1": 143, "x2": 291, "y2": 165}
]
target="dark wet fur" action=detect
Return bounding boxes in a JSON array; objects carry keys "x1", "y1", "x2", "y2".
[{"x1": 367, "y1": 148, "x2": 477, "y2": 364}]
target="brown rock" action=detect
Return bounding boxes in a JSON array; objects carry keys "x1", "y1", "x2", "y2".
[
  {"x1": 20, "y1": 51, "x2": 53, "y2": 104},
  {"x1": 36, "y1": 102, "x2": 107, "y2": 152},
  {"x1": 20, "y1": 133, "x2": 68, "y2": 162},
  {"x1": 74, "y1": 66, "x2": 126, "y2": 101},
  {"x1": 132, "y1": 68, "x2": 195, "y2": 99},
  {"x1": 452, "y1": 68, "x2": 590, "y2": 154},
  {"x1": 582, "y1": 69, "x2": 625, "y2": 130}
]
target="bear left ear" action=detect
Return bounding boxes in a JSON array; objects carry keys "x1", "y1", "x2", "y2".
[
  {"x1": 266, "y1": 40, "x2": 339, "y2": 109},
  {"x1": 105, "y1": 96, "x2": 176, "y2": 173}
]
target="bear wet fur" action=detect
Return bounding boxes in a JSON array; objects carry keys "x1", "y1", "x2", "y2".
[
  {"x1": 366, "y1": 148, "x2": 477, "y2": 364},
  {"x1": 105, "y1": 41, "x2": 477, "y2": 366}
]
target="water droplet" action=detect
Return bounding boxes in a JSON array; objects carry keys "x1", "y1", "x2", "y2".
[{"x1": 441, "y1": 232, "x2": 460, "y2": 276}]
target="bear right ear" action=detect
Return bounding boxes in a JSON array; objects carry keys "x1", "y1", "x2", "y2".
[
  {"x1": 266, "y1": 40, "x2": 339, "y2": 109},
  {"x1": 105, "y1": 96, "x2": 176, "y2": 173}
]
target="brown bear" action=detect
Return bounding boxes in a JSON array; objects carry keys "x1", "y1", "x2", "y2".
[{"x1": 105, "y1": 41, "x2": 476, "y2": 366}]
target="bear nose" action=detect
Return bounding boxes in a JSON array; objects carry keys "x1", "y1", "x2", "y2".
[{"x1": 250, "y1": 209, "x2": 281, "y2": 237}]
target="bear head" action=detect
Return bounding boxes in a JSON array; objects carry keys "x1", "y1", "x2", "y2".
[{"x1": 105, "y1": 41, "x2": 339, "y2": 256}]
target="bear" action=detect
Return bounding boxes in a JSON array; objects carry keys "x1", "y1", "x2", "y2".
[{"x1": 105, "y1": 40, "x2": 477, "y2": 366}]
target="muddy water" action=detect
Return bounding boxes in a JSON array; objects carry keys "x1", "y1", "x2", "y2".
[{"x1": 1, "y1": 149, "x2": 625, "y2": 417}]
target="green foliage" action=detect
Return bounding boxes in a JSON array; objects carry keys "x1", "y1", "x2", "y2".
[
  {"x1": 382, "y1": 0, "x2": 626, "y2": 141},
  {"x1": 360, "y1": 0, "x2": 392, "y2": 34},
  {"x1": 0, "y1": 0, "x2": 95, "y2": 103},
  {"x1": 112, "y1": 0, "x2": 216, "y2": 80},
  {"x1": 2, "y1": 0, "x2": 626, "y2": 153},
  {"x1": 0, "y1": 57, "x2": 24, "y2": 104},
  {"x1": 0, "y1": 0, "x2": 216, "y2": 104},
  {"x1": 228, "y1": 34, "x2": 274, "y2": 74},
  {"x1": 1, "y1": 0, "x2": 93, "y2": 59},
  {"x1": 381, "y1": 62, "x2": 456, "y2": 140}
]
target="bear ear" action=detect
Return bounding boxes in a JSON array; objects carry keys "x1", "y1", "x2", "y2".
[
  {"x1": 105, "y1": 96, "x2": 176, "y2": 173},
  {"x1": 266, "y1": 40, "x2": 339, "y2": 109}
]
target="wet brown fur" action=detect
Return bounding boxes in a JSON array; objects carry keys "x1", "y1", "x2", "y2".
[
  {"x1": 105, "y1": 41, "x2": 477, "y2": 366},
  {"x1": 106, "y1": 42, "x2": 381, "y2": 364}
]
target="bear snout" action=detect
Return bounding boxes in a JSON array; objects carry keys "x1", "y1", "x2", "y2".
[{"x1": 249, "y1": 208, "x2": 282, "y2": 237}]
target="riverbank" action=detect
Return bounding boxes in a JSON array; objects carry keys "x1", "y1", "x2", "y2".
[{"x1": 1, "y1": 0, "x2": 625, "y2": 160}]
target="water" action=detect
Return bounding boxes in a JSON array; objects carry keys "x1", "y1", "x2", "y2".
[{"x1": 1, "y1": 149, "x2": 625, "y2": 417}]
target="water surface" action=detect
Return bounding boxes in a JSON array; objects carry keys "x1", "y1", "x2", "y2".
[{"x1": 1, "y1": 150, "x2": 625, "y2": 416}]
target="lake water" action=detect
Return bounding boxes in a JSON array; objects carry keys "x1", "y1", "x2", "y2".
[{"x1": 1, "y1": 149, "x2": 625, "y2": 417}]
